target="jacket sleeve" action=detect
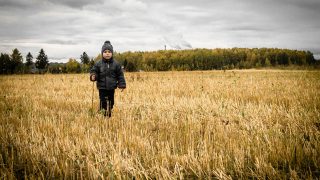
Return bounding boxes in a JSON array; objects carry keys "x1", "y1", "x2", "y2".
[
  {"x1": 89, "y1": 62, "x2": 99, "y2": 81},
  {"x1": 116, "y1": 64, "x2": 126, "y2": 88}
]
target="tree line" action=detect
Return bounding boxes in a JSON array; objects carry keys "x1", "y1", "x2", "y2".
[
  {"x1": 116, "y1": 48, "x2": 319, "y2": 71},
  {"x1": 0, "y1": 48, "x2": 94, "y2": 74},
  {"x1": 1, "y1": 47, "x2": 319, "y2": 74}
]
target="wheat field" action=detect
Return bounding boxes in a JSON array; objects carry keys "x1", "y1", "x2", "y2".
[{"x1": 0, "y1": 70, "x2": 319, "y2": 179}]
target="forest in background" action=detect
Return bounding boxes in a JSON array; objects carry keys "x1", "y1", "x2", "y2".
[
  {"x1": 0, "y1": 47, "x2": 319, "y2": 74},
  {"x1": 115, "y1": 48, "x2": 319, "y2": 71}
]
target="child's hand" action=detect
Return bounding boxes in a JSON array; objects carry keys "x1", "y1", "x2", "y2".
[
  {"x1": 118, "y1": 87, "x2": 126, "y2": 92},
  {"x1": 90, "y1": 74, "x2": 96, "y2": 81}
]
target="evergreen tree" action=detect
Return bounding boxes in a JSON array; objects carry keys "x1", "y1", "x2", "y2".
[
  {"x1": 26, "y1": 52, "x2": 33, "y2": 67},
  {"x1": 10, "y1": 48, "x2": 23, "y2": 73},
  {"x1": 89, "y1": 58, "x2": 95, "y2": 68},
  {"x1": 306, "y1": 51, "x2": 315, "y2": 65},
  {"x1": 0, "y1": 53, "x2": 11, "y2": 74},
  {"x1": 35, "y1": 49, "x2": 49, "y2": 73},
  {"x1": 80, "y1": 52, "x2": 90, "y2": 64}
]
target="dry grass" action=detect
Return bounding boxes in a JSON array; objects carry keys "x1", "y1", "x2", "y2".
[{"x1": 0, "y1": 70, "x2": 319, "y2": 179}]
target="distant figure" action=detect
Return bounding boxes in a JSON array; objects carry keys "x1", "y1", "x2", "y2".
[{"x1": 90, "y1": 41, "x2": 126, "y2": 117}]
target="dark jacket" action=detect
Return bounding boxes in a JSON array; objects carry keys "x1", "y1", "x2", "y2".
[{"x1": 90, "y1": 59, "x2": 126, "y2": 90}]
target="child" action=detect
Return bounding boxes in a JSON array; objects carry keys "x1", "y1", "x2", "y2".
[{"x1": 90, "y1": 40, "x2": 126, "y2": 117}]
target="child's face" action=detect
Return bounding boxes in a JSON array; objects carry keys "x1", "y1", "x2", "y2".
[{"x1": 103, "y1": 50, "x2": 113, "y2": 60}]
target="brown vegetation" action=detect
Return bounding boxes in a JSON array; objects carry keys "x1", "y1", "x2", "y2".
[{"x1": 0, "y1": 70, "x2": 319, "y2": 179}]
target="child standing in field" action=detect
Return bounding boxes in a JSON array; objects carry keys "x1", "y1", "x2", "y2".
[{"x1": 90, "y1": 40, "x2": 126, "y2": 117}]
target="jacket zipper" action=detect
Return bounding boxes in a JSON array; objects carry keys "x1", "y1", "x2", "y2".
[
  {"x1": 106, "y1": 62, "x2": 110, "y2": 89},
  {"x1": 105, "y1": 62, "x2": 107, "y2": 88}
]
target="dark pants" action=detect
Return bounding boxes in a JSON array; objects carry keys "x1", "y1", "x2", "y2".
[{"x1": 99, "y1": 89, "x2": 115, "y2": 117}]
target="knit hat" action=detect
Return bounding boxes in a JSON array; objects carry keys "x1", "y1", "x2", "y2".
[{"x1": 101, "y1": 40, "x2": 113, "y2": 54}]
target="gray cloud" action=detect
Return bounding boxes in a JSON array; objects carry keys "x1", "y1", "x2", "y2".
[
  {"x1": 0, "y1": 0, "x2": 35, "y2": 8},
  {"x1": 0, "y1": 0, "x2": 103, "y2": 9},
  {"x1": 47, "y1": 0, "x2": 103, "y2": 8},
  {"x1": 1, "y1": 0, "x2": 320, "y2": 60},
  {"x1": 45, "y1": 39, "x2": 79, "y2": 45},
  {"x1": 284, "y1": 0, "x2": 320, "y2": 13}
]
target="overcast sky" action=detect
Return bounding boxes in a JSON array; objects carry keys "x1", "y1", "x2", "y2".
[{"x1": 0, "y1": 0, "x2": 320, "y2": 62}]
